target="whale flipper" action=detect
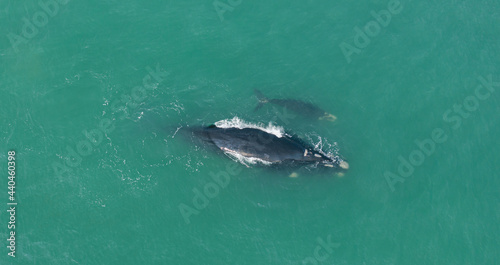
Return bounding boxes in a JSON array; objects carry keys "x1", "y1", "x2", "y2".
[{"x1": 254, "y1": 89, "x2": 269, "y2": 112}]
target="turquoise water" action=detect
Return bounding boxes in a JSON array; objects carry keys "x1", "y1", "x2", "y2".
[{"x1": 1, "y1": 0, "x2": 500, "y2": 264}]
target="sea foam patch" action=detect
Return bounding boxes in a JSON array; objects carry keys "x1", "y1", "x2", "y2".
[{"x1": 214, "y1": 116, "x2": 286, "y2": 138}]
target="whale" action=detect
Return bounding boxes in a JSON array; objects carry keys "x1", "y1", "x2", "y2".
[
  {"x1": 190, "y1": 124, "x2": 348, "y2": 170},
  {"x1": 254, "y1": 89, "x2": 337, "y2": 122}
]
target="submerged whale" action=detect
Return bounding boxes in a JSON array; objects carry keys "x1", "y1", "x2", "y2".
[
  {"x1": 190, "y1": 124, "x2": 348, "y2": 170},
  {"x1": 254, "y1": 89, "x2": 337, "y2": 122}
]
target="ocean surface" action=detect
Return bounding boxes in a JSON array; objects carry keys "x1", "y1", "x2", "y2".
[{"x1": 1, "y1": 0, "x2": 499, "y2": 264}]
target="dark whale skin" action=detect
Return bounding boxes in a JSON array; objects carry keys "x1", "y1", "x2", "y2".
[
  {"x1": 192, "y1": 125, "x2": 340, "y2": 167},
  {"x1": 253, "y1": 89, "x2": 337, "y2": 122}
]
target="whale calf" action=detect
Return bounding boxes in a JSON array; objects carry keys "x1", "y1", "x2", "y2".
[
  {"x1": 254, "y1": 89, "x2": 337, "y2": 122},
  {"x1": 190, "y1": 124, "x2": 348, "y2": 170}
]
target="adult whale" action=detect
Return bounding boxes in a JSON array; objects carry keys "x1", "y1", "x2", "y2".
[
  {"x1": 254, "y1": 89, "x2": 337, "y2": 122},
  {"x1": 190, "y1": 124, "x2": 348, "y2": 170}
]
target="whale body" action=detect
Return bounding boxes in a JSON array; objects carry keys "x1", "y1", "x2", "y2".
[
  {"x1": 254, "y1": 89, "x2": 337, "y2": 122},
  {"x1": 191, "y1": 124, "x2": 348, "y2": 169}
]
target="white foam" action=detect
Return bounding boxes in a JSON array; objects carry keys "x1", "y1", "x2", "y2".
[
  {"x1": 214, "y1": 116, "x2": 286, "y2": 138},
  {"x1": 306, "y1": 134, "x2": 342, "y2": 163}
]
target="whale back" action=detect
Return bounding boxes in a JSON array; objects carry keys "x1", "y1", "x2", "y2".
[{"x1": 204, "y1": 126, "x2": 332, "y2": 165}]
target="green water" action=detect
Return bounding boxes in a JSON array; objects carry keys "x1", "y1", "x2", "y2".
[{"x1": 1, "y1": 0, "x2": 499, "y2": 264}]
